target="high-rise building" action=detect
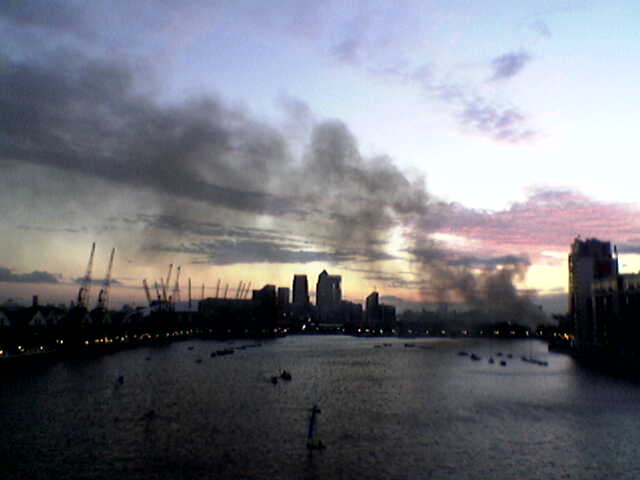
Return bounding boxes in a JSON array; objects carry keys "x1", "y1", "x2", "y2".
[
  {"x1": 569, "y1": 237, "x2": 618, "y2": 347},
  {"x1": 364, "y1": 291, "x2": 396, "y2": 332},
  {"x1": 277, "y1": 287, "x2": 290, "y2": 306},
  {"x1": 316, "y1": 270, "x2": 342, "y2": 311},
  {"x1": 365, "y1": 291, "x2": 380, "y2": 327},
  {"x1": 292, "y1": 275, "x2": 310, "y2": 306}
]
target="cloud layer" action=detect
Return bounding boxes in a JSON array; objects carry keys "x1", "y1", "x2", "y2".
[
  {"x1": 0, "y1": 267, "x2": 59, "y2": 284},
  {"x1": 441, "y1": 189, "x2": 640, "y2": 255},
  {"x1": 490, "y1": 51, "x2": 531, "y2": 80}
]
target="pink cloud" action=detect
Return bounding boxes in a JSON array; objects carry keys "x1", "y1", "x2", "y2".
[{"x1": 439, "y1": 189, "x2": 640, "y2": 257}]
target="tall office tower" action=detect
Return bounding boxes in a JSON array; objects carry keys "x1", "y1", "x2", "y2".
[
  {"x1": 365, "y1": 291, "x2": 380, "y2": 327},
  {"x1": 292, "y1": 275, "x2": 310, "y2": 306},
  {"x1": 569, "y1": 237, "x2": 618, "y2": 347},
  {"x1": 316, "y1": 270, "x2": 342, "y2": 311},
  {"x1": 277, "y1": 287, "x2": 290, "y2": 306}
]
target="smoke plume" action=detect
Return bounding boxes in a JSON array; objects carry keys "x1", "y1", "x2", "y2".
[{"x1": 0, "y1": 51, "x2": 544, "y2": 323}]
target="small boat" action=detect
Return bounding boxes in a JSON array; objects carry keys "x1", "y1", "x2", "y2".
[
  {"x1": 500, "y1": 360, "x2": 507, "y2": 366},
  {"x1": 280, "y1": 370, "x2": 292, "y2": 381},
  {"x1": 458, "y1": 351, "x2": 469, "y2": 356},
  {"x1": 470, "y1": 354, "x2": 481, "y2": 361},
  {"x1": 307, "y1": 405, "x2": 326, "y2": 451},
  {"x1": 270, "y1": 376, "x2": 278, "y2": 385},
  {"x1": 488, "y1": 357, "x2": 494, "y2": 364}
]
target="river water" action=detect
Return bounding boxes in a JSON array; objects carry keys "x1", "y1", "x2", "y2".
[{"x1": 2, "y1": 335, "x2": 640, "y2": 479}]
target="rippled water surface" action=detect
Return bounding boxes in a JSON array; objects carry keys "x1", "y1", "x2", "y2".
[{"x1": 2, "y1": 335, "x2": 640, "y2": 479}]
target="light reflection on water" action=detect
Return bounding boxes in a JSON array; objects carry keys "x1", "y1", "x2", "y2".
[{"x1": 2, "y1": 335, "x2": 640, "y2": 479}]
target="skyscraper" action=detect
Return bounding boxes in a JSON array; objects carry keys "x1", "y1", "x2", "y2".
[
  {"x1": 365, "y1": 291, "x2": 380, "y2": 327},
  {"x1": 277, "y1": 287, "x2": 290, "y2": 306},
  {"x1": 316, "y1": 270, "x2": 342, "y2": 312},
  {"x1": 569, "y1": 237, "x2": 618, "y2": 348},
  {"x1": 292, "y1": 275, "x2": 310, "y2": 306}
]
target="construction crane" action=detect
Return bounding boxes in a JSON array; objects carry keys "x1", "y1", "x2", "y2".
[
  {"x1": 235, "y1": 280, "x2": 244, "y2": 299},
  {"x1": 96, "y1": 247, "x2": 116, "y2": 309},
  {"x1": 188, "y1": 277, "x2": 192, "y2": 310},
  {"x1": 154, "y1": 281, "x2": 161, "y2": 302},
  {"x1": 223, "y1": 283, "x2": 229, "y2": 299},
  {"x1": 143, "y1": 279, "x2": 152, "y2": 307},
  {"x1": 172, "y1": 266, "x2": 181, "y2": 303},
  {"x1": 243, "y1": 281, "x2": 252, "y2": 299},
  {"x1": 77, "y1": 242, "x2": 96, "y2": 309},
  {"x1": 163, "y1": 264, "x2": 173, "y2": 302},
  {"x1": 238, "y1": 281, "x2": 247, "y2": 299},
  {"x1": 160, "y1": 276, "x2": 167, "y2": 302},
  {"x1": 215, "y1": 279, "x2": 221, "y2": 298},
  {"x1": 201, "y1": 282, "x2": 205, "y2": 301}
]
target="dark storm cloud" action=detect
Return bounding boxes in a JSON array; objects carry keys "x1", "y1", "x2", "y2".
[
  {"x1": 299, "y1": 121, "x2": 430, "y2": 250},
  {"x1": 0, "y1": 55, "x2": 296, "y2": 217},
  {"x1": 0, "y1": 18, "x2": 543, "y2": 320},
  {"x1": 278, "y1": 95, "x2": 315, "y2": 141},
  {"x1": 489, "y1": 51, "x2": 531, "y2": 80},
  {"x1": 0, "y1": 52, "x2": 433, "y2": 256},
  {"x1": 17, "y1": 224, "x2": 87, "y2": 234},
  {"x1": 447, "y1": 255, "x2": 530, "y2": 268},
  {"x1": 131, "y1": 215, "x2": 304, "y2": 246},
  {"x1": 0, "y1": 267, "x2": 59, "y2": 284},
  {"x1": 152, "y1": 240, "x2": 357, "y2": 265},
  {"x1": 150, "y1": 234, "x2": 395, "y2": 265},
  {"x1": 0, "y1": 0, "x2": 88, "y2": 34},
  {"x1": 126, "y1": 214, "x2": 392, "y2": 264}
]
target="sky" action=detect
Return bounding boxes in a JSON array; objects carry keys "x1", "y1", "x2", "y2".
[{"x1": 2, "y1": 0, "x2": 640, "y2": 317}]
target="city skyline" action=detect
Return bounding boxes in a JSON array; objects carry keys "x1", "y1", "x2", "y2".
[{"x1": 3, "y1": 1, "x2": 640, "y2": 314}]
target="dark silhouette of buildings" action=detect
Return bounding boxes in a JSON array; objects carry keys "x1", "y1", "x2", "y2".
[
  {"x1": 0, "y1": 268, "x2": 400, "y2": 361},
  {"x1": 569, "y1": 237, "x2": 618, "y2": 349},
  {"x1": 365, "y1": 291, "x2": 396, "y2": 333},
  {"x1": 291, "y1": 274, "x2": 312, "y2": 327},
  {"x1": 277, "y1": 287, "x2": 290, "y2": 307},
  {"x1": 569, "y1": 236, "x2": 640, "y2": 358},
  {"x1": 316, "y1": 270, "x2": 342, "y2": 323},
  {"x1": 316, "y1": 270, "x2": 341, "y2": 307},
  {"x1": 292, "y1": 275, "x2": 310, "y2": 306}
]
